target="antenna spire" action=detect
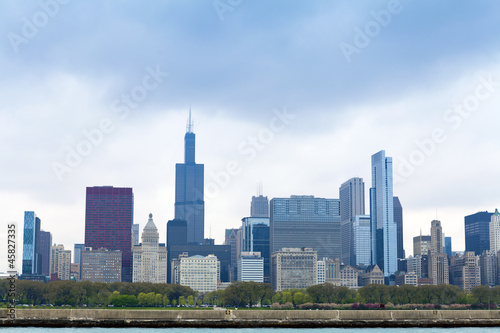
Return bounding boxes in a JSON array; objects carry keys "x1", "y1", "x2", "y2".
[{"x1": 186, "y1": 107, "x2": 193, "y2": 133}]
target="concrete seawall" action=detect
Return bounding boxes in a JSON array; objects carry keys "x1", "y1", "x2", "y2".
[{"x1": 2, "y1": 309, "x2": 500, "y2": 327}]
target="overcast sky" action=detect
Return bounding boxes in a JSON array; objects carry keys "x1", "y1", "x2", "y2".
[{"x1": 1, "y1": 0, "x2": 500, "y2": 272}]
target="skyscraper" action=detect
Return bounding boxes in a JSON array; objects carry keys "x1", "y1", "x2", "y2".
[
  {"x1": 353, "y1": 215, "x2": 371, "y2": 266},
  {"x1": 444, "y1": 237, "x2": 452, "y2": 257},
  {"x1": 370, "y1": 150, "x2": 397, "y2": 277},
  {"x1": 84, "y1": 186, "x2": 134, "y2": 282},
  {"x1": 428, "y1": 220, "x2": 448, "y2": 285},
  {"x1": 132, "y1": 224, "x2": 139, "y2": 246},
  {"x1": 39, "y1": 231, "x2": 52, "y2": 277},
  {"x1": 393, "y1": 196, "x2": 404, "y2": 259},
  {"x1": 271, "y1": 247, "x2": 317, "y2": 291},
  {"x1": 175, "y1": 111, "x2": 205, "y2": 245},
  {"x1": 251, "y1": 195, "x2": 269, "y2": 217},
  {"x1": 132, "y1": 214, "x2": 167, "y2": 283},
  {"x1": 22, "y1": 211, "x2": 41, "y2": 275},
  {"x1": 339, "y1": 177, "x2": 365, "y2": 266},
  {"x1": 74, "y1": 243, "x2": 85, "y2": 281},
  {"x1": 224, "y1": 228, "x2": 239, "y2": 281},
  {"x1": 50, "y1": 244, "x2": 71, "y2": 281},
  {"x1": 413, "y1": 234, "x2": 431, "y2": 256},
  {"x1": 489, "y1": 209, "x2": 500, "y2": 253},
  {"x1": 270, "y1": 195, "x2": 341, "y2": 260},
  {"x1": 430, "y1": 220, "x2": 443, "y2": 254},
  {"x1": 465, "y1": 211, "x2": 493, "y2": 255},
  {"x1": 167, "y1": 219, "x2": 188, "y2": 247},
  {"x1": 241, "y1": 216, "x2": 270, "y2": 282}
]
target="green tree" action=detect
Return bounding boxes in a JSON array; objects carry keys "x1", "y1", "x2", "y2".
[
  {"x1": 293, "y1": 291, "x2": 305, "y2": 305},
  {"x1": 163, "y1": 294, "x2": 170, "y2": 307},
  {"x1": 471, "y1": 285, "x2": 491, "y2": 304},
  {"x1": 281, "y1": 291, "x2": 293, "y2": 304},
  {"x1": 179, "y1": 296, "x2": 186, "y2": 306},
  {"x1": 272, "y1": 292, "x2": 282, "y2": 304},
  {"x1": 187, "y1": 295, "x2": 195, "y2": 306},
  {"x1": 138, "y1": 292, "x2": 147, "y2": 307}
]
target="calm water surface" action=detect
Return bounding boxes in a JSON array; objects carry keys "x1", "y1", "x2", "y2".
[{"x1": 0, "y1": 328, "x2": 499, "y2": 333}]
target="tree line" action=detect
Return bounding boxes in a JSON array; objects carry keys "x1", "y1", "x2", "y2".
[
  {"x1": 0, "y1": 280, "x2": 195, "y2": 307},
  {"x1": 3, "y1": 280, "x2": 500, "y2": 308}
]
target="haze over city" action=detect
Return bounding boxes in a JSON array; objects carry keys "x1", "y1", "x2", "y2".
[{"x1": 1, "y1": 0, "x2": 500, "y2": 272}]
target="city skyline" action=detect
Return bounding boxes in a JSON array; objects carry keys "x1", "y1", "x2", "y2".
[{"x1": 2, "y1": 1, "x2": 500, "y2": 273}]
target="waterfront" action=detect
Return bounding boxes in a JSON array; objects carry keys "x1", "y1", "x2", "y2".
[{"x1": 1, "y1": 328, "x2": 500, "y2": 333}]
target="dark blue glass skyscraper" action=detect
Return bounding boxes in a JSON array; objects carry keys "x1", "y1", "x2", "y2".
[
  {"x1": 22, "y1": 211, "x2": 41, "y2": 275},
  {"x1": 175, "y1": 112, "x2": 204, "y2": 245},
  {"x1": 370, "y1": 150, "x2": 397, "y2": 277},
  {"x1": 465, "y1": 211, "x2": 492, "y2": 255}
]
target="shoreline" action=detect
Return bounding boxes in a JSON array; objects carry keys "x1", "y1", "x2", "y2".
[{"x1": 2, "y1": 309, "x2": 500, "y2": 328}]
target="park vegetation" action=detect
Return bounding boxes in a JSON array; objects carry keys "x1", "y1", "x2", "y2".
[{"x1": 2, "y1": 279, "x2": 500, "y2": 310}]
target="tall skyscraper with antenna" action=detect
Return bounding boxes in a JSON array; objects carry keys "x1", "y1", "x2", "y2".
[{"x1": 174, "y1": 110, "x2": 205, "y2": 245}]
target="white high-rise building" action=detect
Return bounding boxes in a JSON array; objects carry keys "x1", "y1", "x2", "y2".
[
  {"x1": 489, "y1": 209, "x2": 500, "y2": 253},
  {"x1": 50, "y1": 244, "x2": 71, "y2": 280},
  {"x1": 317, "y1": 260, "x2": 326, "y2": 285},
  {"x1": 237, "y1": 252, "x2": 264, "y2": 282},
  {"x1": 132, "y1": 214, "x2": 167, "y2": 283},
  {"x1": 271, "y1": 247, "x2": 317, "y2": 291},
  {"x1": 179, "y1": 254, "x2": 220, "y2": 293}
]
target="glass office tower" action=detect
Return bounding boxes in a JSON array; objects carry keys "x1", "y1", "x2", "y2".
[
  {"x1": 84, "y1": 186, "x2": 134, "y2": 282},
  {"x1": 270, "y1": 195, "x2": 341, "y2": 260},
  {"x1": 370, "y1": 150, "x2": 397, "y2": 277},
  {"x1": 175, "y1": 112, "x2": 204, "y2": 245},
  {"x1": 22, "y1": 211, "x2": 41, "y2": 275}
]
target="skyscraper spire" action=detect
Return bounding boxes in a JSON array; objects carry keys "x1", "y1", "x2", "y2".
[{"x1": 186, "y1": 107, "x2": 193, "y2": 133}]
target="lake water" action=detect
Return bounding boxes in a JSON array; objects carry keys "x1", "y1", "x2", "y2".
[{"x1": 0, "y1": 328, "x2": 498, "y2": 333}]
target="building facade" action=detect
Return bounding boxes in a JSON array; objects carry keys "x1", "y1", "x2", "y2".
[
  {"x1": 339, "y1": 177, "x2": 365, "y2": 266},
  {"x1": 370, "y1": 150, "x2": 397, "y2": 277},
  {"x1": 317, "y1": 260, "x2": 326, "y2": 285},
  {"x1": 237, "y1": 252, "x2": 264, "y2": 283},
  {"x1": 340, "y1": 265, "x2": 358, "y2": 288},
  {"x1": 465, "y1": 211, "x2": 493, "y2": 255},
  {"x1": 270, "y1": 196, "x2": 341, "y2": 262},
  {"x1": 413, "y1": 235, "x2": 431, "y2": 256},
  {"x1": 167, "y1": 218, "x2": 188, "y2": 247},
  {"x1": 353, "y1": 215, "x2": 371, "y2": 266},
  {"x1": 444, "y1": 237, "x2": 452, "y2": 257},
  {"x1": 251, "y1": 195, "x2": 269, "y2": 218},
  {"x1": 480, "y1": 250, "x2": 498, "y2": 287},
  {"x1": 359, "y1": 264, "x2": 384, "y2": 286},
  {"x1": 81, "y1": 247, "x2": 122, "y2": 282},
  {"x1": 39, "y1": 230, "x2": 52, "y2": 277},
  {"x1": 132, "y1": 224, "x2": 139, "y2": 246},
  {"x1": 489, "y1": 209, "x2": 500, "y2": 253},
  {"x1": 325, "y1": 258, "x2": 341, "y2": 285},
  {"x1": 50, "y1": 245, "x2": 71, "y2": 281},
  {"x1": 224, "y1": 228, "x2": 239, "y2": 282},
  {"x1": 84, "y1": 186, "x2": 134, "y2": 282},
  {"x1": 271, "y1": 247, "x2": 317, "y2": 291},
  {"x1": 174, "y1": 113, "x2": 205, "y2": 245},
  {"x1": 132, "y1": 214, "x2": 167, "y2": 283},
  {"x1": 241, "y1": 216, "x2": 270, "y2": 283},
  {"x1": 179, "y1": 254, "x2": 219, "y2": 293},
  {"x1": 450, "y1": 252, "x2": 480, "y2": 291},
  {"x1": 74, "y1": 243, "x2": 85, "y2": 281},
  {"x1": 167, "y1": 244, "x2": 231, "y2": 283},
  {"x1": 393, "y1": 197, "x2": 404, "y2": 260},
  {"x1": 22, "y1": 211, "x2": 41, "y2": 276}
]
